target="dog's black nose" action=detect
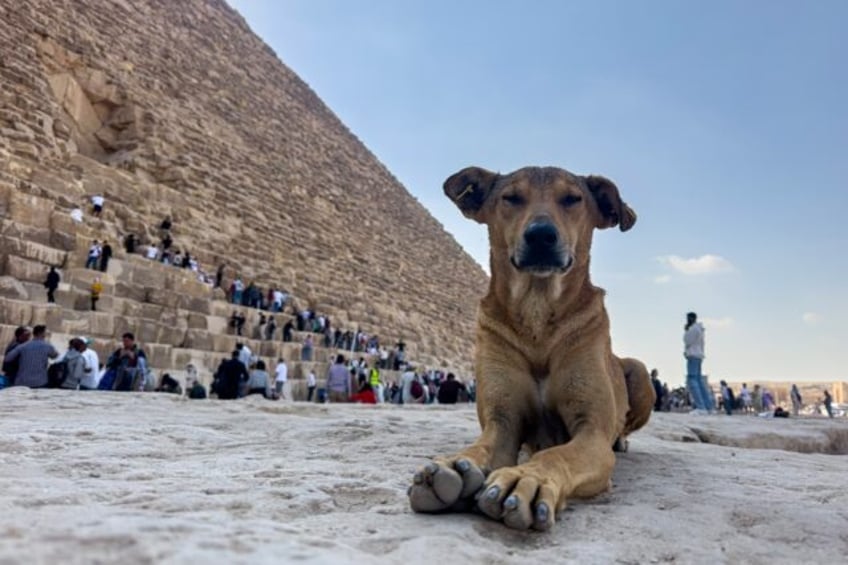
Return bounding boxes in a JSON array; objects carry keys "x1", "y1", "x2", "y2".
[{"x1": 523, "y1": 222, "x2": 559, "y2": 249}]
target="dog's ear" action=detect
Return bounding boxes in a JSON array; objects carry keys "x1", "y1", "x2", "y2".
[
  {"x1": 585, "y1": 175, "x2": 637, "y2": 232},
  {"x1": 443, "y1": 166, "x2": 499, "y2": 223}
]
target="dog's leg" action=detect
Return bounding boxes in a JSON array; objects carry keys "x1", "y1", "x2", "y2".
[
  {"x1": 408, "y1": 367, "x2": 528, "y2": 514},
  {"x1": 476, "y1": 427, "x2": 615, "y2": 530}
]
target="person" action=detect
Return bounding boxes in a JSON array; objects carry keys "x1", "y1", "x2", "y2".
[
  {"x1": 740, "y1": 383, "x2": 752, "y2": 414},
  {"x1": 155, "y1": 373, "x2": 182, "y2": 394},
  {"x1": 236, "y1": 342, "x2": 252, "y2": 368},
  {"x1": 650, "y1": 369, "x2": 664, "y2": 411},
  {"x1": 215, "y1": 351, "x2": 250, "y2": 400},
  {"x1": 160, "y1": 216, "x2": 172, "y2": 232},
  {"x1": 2, "y1": 325, "x2": 58, "y2": 388},
  {"x1": 301, "y1": 334, "x2": 314, "y2": 361},
  {"x1": 684, "y1": 312, "x2": 710, "y2": 413},
  {"x1": 326, "y1": 354, "x2": 351, "y2": 402},
  {"x1": 124, "y1": 233, "x2": 137, "y2": 254},
  {"x1": 265, "y1": 316, "x2": 277, "y2": 341},
  {"x1": 437, "y1": 372, "x2": 466, "y2": 404},
  {"x1": 3, "y1": 326, "x2": 31, "y2": 386},
  {"x1": 70, "y1": 207, "x2": 83, "y2": 223},
  {"x1": 91, "y1": 194, "x2": 104, "y2": 217},
  {"x1": 306, "y1": 368, "x2": 316, "y2": 402},
  {"x1": 822, "y1": 390, "x2": 834, "y2": 418},
  {"x1": 246, "y1": 360, "x2": 272, "y2": 398},
  {"x1": 282, "y1": 318, "x2": 294, "y2": 342},
  {"x1": 399, "y1": 365, "x2": 417, "y2": 404},
  {"x1": 106, "y1": 332, "x2": 148, "y2": 391},
  {"x1": 350, "y1": 376, "x2": 377, "y2": 404},
  {"x1": 790, "y1": 384, "x2": 803, "y2": 416},
  {"x1": 57, "y1": 338, "x2": 93, "y2": 390},
  {"x1": 99, "y1": 241, "x2": 113, "y2": 272},
  {"x1": 188, "y1": 379, "x2": 207, "y2": 399},
  {"x1": 85, "y1": 240, "x2": 101, "y2": 269},
  {"x1": 90, "y1": 277, "x2": 103, "y2": 311},
  {"x1": 215, "y1": 264, "x2": 225, "y2": 289},
  {"x1": 274, "y1": 358, "x2": 288, "y2": 400},
  {"x1": 77, "y1": 337, "x2": 100, "y2": 390},
  {"x1": 720, "y1": 380, "x2": 735, "y2": 415},
  {"x1": 44, "y1": 266, "x2": 60, "y2": 303}
]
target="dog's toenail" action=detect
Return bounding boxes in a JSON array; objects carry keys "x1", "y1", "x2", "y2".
[
  {"x1": 536, "y1": 503, "x2": 549, "y2": 521},
  {"x1": 504, "y1": 495, "x2": 518, "y2": 510},
  {"x1": 486, "y1": 486, "x2": 500, "y2": 500},
  {"x1": 456, "y1": 460, "x2": 470, "y2": 472},
  {"x1": 425, "y1": 463, "x2": 438, "y2": 474}
]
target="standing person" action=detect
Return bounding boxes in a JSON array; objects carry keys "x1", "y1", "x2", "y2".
[
  {"x1": 215, "y1": 264, "x2": 225, "y2": 289},
  {"x1": 77, "y1": 337, "x2": 100, "y2": 390},
  {"x1": 301, "y1": 334, "x2": 314, "y2": 361},
  {"x1": 124, "y1": 233, "x2": 137, "y2": 254},
  {"x1": 274, "y1": 357, "x2": 288, "y2": 400},
  {"x1": 90, "y1": 277, "x2": 103, "y2": 311},
  {"x1": 99, "y1": 241, "x2": 113, "y2": 272},
  {"x1": 44, "y1": 266, "x2": 60, "y2": 303},
  {"x1": 265, "y1": 315, "x2": 277, "y2": 341},
  {"x1": 2, "y1": 325, "x2": 58, "y2": 388},
  {"x1": 2, "y1": 326, "x2": 32, "y2": 386},
  {"x1": 85, "y1": 240, "x2": 101, "y2": 269},
  {"x1": 282, "y1": 318, "x2": 294, "y2": 342},
  {"x1": 235, "y1": 342, "x2": 252, "y2": 369},
  {"x1": 650, "y1": 369, "x2": 664, "y2": 411},
  {"x1": 790, "y1": 384, "x2": 803, "y2": 416},
  {"x1": 306, "y1": 368, "x2": 316, "y2": 402},
  {"x1": 91, "y1": 194, "x2": 104, "y2": 217},
  {"x1": 720, "y1": 380, "x2": 735, "y2": 415},
  {"x1": 684, "y1": 312, "x2": 710, "y2": 413},
  {"x1": 822, "y1": 390, "x2": 834, "y2": 418},
  {"x1": 326, "y1": 354, "x2": 351, "y2": 402}
]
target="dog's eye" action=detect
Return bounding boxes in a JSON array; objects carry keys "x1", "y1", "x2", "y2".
[
  {"x1": 559, "y1": 194, "x2": 582, "y2": 207},
  {"x1": 502, "y1": 194, "x2": 525, "y2": 206}
]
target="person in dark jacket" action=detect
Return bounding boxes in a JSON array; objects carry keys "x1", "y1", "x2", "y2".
[
  {"x1": 44, "y1": 266, "x2": 60, "y2": 303},
  {"x1": 99, "y1": 242, "x2": 113, "y2": 272},
  {"x1": 436, "y1": 373, "x2": 466, "y2": 404},
  {"x1": 215, "y1": 351, "x2": 250, "y2": 400}
]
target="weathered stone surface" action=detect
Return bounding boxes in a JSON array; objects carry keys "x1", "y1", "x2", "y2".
[{"x1": 0, "y1": 276, "x2": 29, "y2": 300}]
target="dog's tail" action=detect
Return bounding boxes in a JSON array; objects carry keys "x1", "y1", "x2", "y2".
[{"x1": 619, "y1": 357, "x2": 655, "y2": 436}]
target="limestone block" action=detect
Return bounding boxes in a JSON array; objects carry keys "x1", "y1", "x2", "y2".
[
  {"x1": 145, "y1": 343, "x2": 173, "y2": 369},
  {"x1": 122, "y1": 299, "x2": 143, "y2": 318},
  {"x1": 178, "y1": 295, "x2": 210, "y2": 315},
  {"x1": 139, "y1": 302, "x2": 165, "y2": 321},
  {"x1": 1, "y1": 220, "x2": 53, "y2": 248},
  {"x1": 207, "y1": 315, "x2": 227, "y2": 334},
  {"x1": 0, "y1": 298, "x2": 33, "y2": 326},
  {"x1": 1, "y1": 236, "x2": 67, "y2": 267},
  {"x1": 159, "y1": 324, "x2": 187, "y2": 347},
  {"x1": 0, "y1": 276, "x2": 29, "y2": 300},
  {"x1": 138, "y1": 319, "x2": 161, "y2": 345},
  {"x1": 115, "y1": 281, "x2": 147, "y2": 304},
  {"x1": 3, "y1": 255, "x2": 50, "y2": 283},
  {"x1": 212, "y1": 333, "x2": 237, "y2": 355},
  {"x1": 8, "y1": 191, "x2": 54, "y2": 228},
  {"x1": 146, "y1": 288, "x2": 179, "y2": 309},
  {"x1": 187, "y1": 312, "x2": 207, "y2": 330},
  {"x1": 184, "y1": 329, "x2": 213, "y2": 351}
]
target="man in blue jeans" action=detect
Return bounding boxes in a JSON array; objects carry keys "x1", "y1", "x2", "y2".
[{"x1": 684, "y1": 312, "x2": 711, "y2": 412}]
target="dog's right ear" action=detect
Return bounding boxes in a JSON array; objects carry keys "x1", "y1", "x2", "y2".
[{"x1": 443, "y1": 166, "x2": 499, "y2": 224}]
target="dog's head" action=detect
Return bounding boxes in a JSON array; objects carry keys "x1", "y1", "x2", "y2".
[{"x1": 445, "y1": 166, "x2": 636, "y2": 277}]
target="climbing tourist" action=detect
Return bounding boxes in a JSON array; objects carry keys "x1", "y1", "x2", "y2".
[
  {"x1": 44, "y1": 266, "x2": 60, "y2": 303},
  {"x1": 90, "y1": 277, "x2": 103, "y2": 311},
  {"x1": 99, "y1": 241, "x2": 113, "y2": 272},
  {"x1": 91, "y1": 194, "x2": 104, "y2": 217},
  {"x1": 85, "y1": 240, "x2": 101, "y2": 269}
]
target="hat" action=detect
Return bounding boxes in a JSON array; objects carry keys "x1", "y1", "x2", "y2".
[{"x1": 77, "y1": 336, "x2": 94, "y2": 346}]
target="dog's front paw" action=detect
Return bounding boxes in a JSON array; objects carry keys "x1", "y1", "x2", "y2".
[
  {"x1": 408, "y1": 458, "x2": 486, "y2": 513},
  {"x1": 476, "y1": 465, "x2": 561, "y2": 531}
]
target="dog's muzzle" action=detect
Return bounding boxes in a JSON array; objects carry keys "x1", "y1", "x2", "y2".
[{"x1": 511, "y1": 221, "x2": 573, "y2": 274}]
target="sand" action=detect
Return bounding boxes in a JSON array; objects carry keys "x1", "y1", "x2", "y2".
[{"x1": 0, "y1": 388, "x2": 846, "y2": 564}]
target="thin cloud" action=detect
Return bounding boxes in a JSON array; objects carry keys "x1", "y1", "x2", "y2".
[
  {"x1": 654, "y1": 275, "x2": 671, "y2": 284},
  {"x1": 657, "y1": 254, "x2": 734, "y2": 275},
  {"x1": 702, "y1": 317, "x2": 734, "y2": 329},
  {"x1": 802, "y1": 312, "x2": 821, "y2": 325}
]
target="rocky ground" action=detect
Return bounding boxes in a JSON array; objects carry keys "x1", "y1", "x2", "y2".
[{"x1": 0, "y1": 388, "x2": 846, "y2": 564}]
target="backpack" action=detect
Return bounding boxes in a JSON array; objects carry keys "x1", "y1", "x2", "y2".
[
  {"x1": 47, "y1": 361, "x2": 68, "y2": 388},
  {"x1": 410, "y1": 379, "x2": 424, "y2": 399}
]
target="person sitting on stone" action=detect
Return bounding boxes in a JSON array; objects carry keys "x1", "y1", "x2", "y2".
[
  {"x1": 246, "y1": 360, "x2": 272, "y2": 399},
  {"x1": 437, "y1": 372, "x2": 466, "y2": 405},
  {"x1": 188, "y1": 379, "x2": 207, "y2": 399},
  {"x1": 156, "y1": 373, "x2": 182, "y2": 394},
  {"x1": 350, "y1": 375, "x2": 377, "y2": 404}
]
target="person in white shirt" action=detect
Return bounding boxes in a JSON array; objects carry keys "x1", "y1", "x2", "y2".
[
  {"x1": 306, "y1": 369, "x2": 316, "y2": 402},
  {"x1": 146, "y1": 244, "x2": 158, "y2": 260},
  {"x1": 272, "y1": 289, "x2": 284, "y2": 312},
  {"x1": 78, "y1": 337, "x2": 100, "y2": 390},
  {"x1": 274, "y1": 358, "x2": 288, "y2": 399},
  {"x1": 70, "y1": 208, "x2": 83, "y2": 223},
  {"x1": 684, "y1": 312, "x2": 711, "y2": 413},
  {"x1": 236, "y1": 343, "x2": 252, "y2": 369},
  {"x1": 91, "y1": 194, "x2": 105, "y2": 218}
]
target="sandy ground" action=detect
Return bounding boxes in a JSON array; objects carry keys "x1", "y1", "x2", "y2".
[{"x1": 0, "y1": 388, "x2": 846, "y2": 565}]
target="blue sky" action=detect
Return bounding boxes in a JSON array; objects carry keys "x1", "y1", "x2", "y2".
[{"x1": 230, "y1": 0, "x2": 846, "y2": 385}]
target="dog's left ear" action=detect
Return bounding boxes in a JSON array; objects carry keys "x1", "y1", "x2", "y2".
[
  {"x1": 443, "y1": 166, "x2": 499, "y2": 224},
  {"x1": 584, "y1": 175, "x2": 637, "y2": 232}
]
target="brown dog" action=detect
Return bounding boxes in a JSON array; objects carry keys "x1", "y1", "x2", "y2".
[{"x1": 408, "y1": 166, "x2": 655, "y2": 531}]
